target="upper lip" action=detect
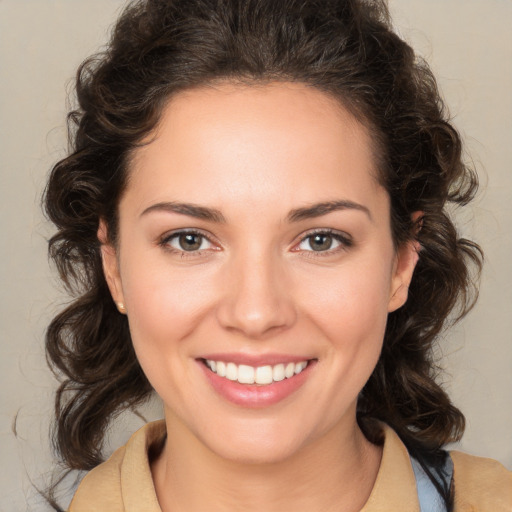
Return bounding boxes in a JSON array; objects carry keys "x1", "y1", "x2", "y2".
[{"x1": 198, "y1": 353, "x2": 315, "y2": 366}]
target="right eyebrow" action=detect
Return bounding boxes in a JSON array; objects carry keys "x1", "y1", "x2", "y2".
[
  {"x1": 287, "y1": 200, "x2": 372, "y2": 223},
  {"x1": 139, "y1": 202, "x2": 227, "y2": 223}
]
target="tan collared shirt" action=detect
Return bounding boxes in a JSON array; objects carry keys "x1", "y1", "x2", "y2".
[{"x1": 69, "y1": 421, "x2": 512, "y2": 511}]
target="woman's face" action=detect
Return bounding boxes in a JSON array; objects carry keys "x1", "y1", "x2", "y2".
[{"x1": 102, "y1": 82, "x2": 418, "y2": 463}]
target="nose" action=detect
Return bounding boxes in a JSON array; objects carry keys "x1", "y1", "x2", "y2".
[{"x1": 216, "y1": 249, "x2": 297, "y2": 339}]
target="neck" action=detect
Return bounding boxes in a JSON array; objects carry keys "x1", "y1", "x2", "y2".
[{"x1": 152, "y1": 412, "x2": 382, "y2": 512}]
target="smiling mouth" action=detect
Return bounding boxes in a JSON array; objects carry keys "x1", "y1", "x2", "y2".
[{"x1": 201, "y1": 359, "x2": 312, "y2": 385}]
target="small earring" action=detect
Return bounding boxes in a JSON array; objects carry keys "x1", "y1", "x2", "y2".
[{"x1": 117, "y1": 302, "x2": 127, "y2": 314}]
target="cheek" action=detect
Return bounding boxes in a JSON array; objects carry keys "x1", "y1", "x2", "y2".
[
  {"x1": 296, "y1": 251, "x2": 394, "y2": 395},
  {"x1": 119, "y1": 260, "x2": 220, "y2": 408},
  {"x1": 117, "y1": 242, "x2": 220, "y2": 372},
  {"x1": 299, "y1": 256, "x2": 394, "y2": 340},
  {"x1": 123, "y1": 265, "x2": 215, "y2": 341},
  {"x1": 298, "y1": 259, "x2": 393, "y2": 406}
]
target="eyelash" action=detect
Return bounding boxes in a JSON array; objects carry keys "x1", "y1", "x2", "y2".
[
  {"x1": 158, "y1": 229, "x2": 217, "y2": 258},
  {"x1": 158, "y1": 228, "x2": 353, "y2": 258},
  {"x1": 294, "y1": 229, "x2": 353, "y2": 258}
]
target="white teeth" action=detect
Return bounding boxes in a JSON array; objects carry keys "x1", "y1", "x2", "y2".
[
  {"x1": 273, "y1": 364, "x2": 285, "y2": 382},
  {"x1": 216, "y1": 361, "x2": 226, "y2": 377},
  {"x1": 238, "y1": 364, "x2": 255, "y2": 384},
  {"x1": 205, "y1": 359, "x2": 310, "y2": 385},
  {"x1": 226, "y1": 362, "x2": 238, "y2": 381},
  {"x1": 255, "y1": 365, "x2": 273, "y2": 385},
  {"x1": 295, "y1": 361, "x2": 307, "y2": 374}
]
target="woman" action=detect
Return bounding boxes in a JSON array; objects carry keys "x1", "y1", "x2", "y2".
[{"x1": 44, "y1": 0, "x2": 511, "y2": 510}]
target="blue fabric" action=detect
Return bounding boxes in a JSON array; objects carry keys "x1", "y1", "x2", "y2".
[{"x1": 411, "y1": 454, "x2": 453, "y2": 512}]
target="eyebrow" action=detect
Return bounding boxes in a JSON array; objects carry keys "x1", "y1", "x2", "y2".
[
  {"x1": 140, "y1": 202, "x2": 227, "y2": 223},
  {"x1": 287, "y1": 200, "x2": 372, "y2": 222},
  {"x1": 140, "y1": 199, "x2": 372, "y2": 223}
]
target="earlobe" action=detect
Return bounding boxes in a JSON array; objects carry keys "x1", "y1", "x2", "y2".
[{"x1": 98, "y1": 220, "x2": 125, "y2": 311}]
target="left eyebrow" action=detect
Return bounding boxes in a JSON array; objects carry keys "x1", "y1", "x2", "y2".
[
  {"x1": 140, "y1": 201, "x2": 227, "y2": 223},
  {"x1": 287, "y1": 200, "x2": 372, "y2": 222}
]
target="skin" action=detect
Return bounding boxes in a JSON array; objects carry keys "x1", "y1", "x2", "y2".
[{"x1": 100, "y1": 82, "x2": 419, "y2": 512}]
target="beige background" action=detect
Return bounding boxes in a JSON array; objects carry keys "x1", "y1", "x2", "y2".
[{"x1": 1, "y1": 0, "x2": 511, "y2": 509}]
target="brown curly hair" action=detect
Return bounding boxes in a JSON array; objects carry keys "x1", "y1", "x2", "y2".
[{"x1": 44, "y1": 0, "x2": 482, "y2": 507}]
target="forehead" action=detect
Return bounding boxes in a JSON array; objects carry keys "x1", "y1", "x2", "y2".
[{"x1": 125, "y1": 82, "x2": 386, "y2": 218}]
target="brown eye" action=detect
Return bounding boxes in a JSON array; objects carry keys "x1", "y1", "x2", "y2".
[
  {"x1": 308, "y1": 233, "x2": 334, "y2": 251},
  {"x1": 178, "y1": 233, "x2": 203, "y2": 251},
  {"x1": 296, "y1": 231, "x2": 351, "y2": 253},
  {"x1": 163, "y1": 231, "x2": 213, "y2": 252}
]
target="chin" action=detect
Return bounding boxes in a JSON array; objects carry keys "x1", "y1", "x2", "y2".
[
  {"x1": 197, "y1": 418, "x2": 316, "y2": 465},
  {"x1": 211, "y1": 439, "x2": 302, "y2": 465}
]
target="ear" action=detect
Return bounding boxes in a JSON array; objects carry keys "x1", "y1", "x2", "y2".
[
  {"x1": 98, "y1": 220, "x2": 125, "y2": 312},
  {"x1": 387, "y1": 212, "x2": 422, "y2": 313}
]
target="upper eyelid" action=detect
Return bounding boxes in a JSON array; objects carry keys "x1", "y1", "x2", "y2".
[
  {"x1": 160, "y1": 228, "x2": 217, "y2": 244},
  {"x1": 296, "y1": 228, "x2": 352, "y2": 244}
]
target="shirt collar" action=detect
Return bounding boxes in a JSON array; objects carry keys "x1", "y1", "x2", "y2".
[{"x1": 120, "y1": 421, "x2": 420, "y2": 512}]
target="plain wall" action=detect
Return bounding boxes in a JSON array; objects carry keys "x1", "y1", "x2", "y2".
[{"x1": 1, "y1": 0, "x2": 511, "y2": 509}]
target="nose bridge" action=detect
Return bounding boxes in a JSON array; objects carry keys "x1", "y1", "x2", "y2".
[{"x1": 216, "y1": 241, "x2": 296, "y2": 338}]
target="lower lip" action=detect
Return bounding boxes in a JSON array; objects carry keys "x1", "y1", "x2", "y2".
[{"x1": 198, "y1": 360, "x2": 315, "y2": 408}]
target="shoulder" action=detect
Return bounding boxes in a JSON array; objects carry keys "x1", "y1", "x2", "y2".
[
  {"x1": 451, "y1": 450, "x2": 512, "y2": 512},
  {"x1": 68, "y1": 420, "x2": 165, "y2": 512},
  {"x1": 371, "y1": 424, "x2": 512, "y2": 512}
]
